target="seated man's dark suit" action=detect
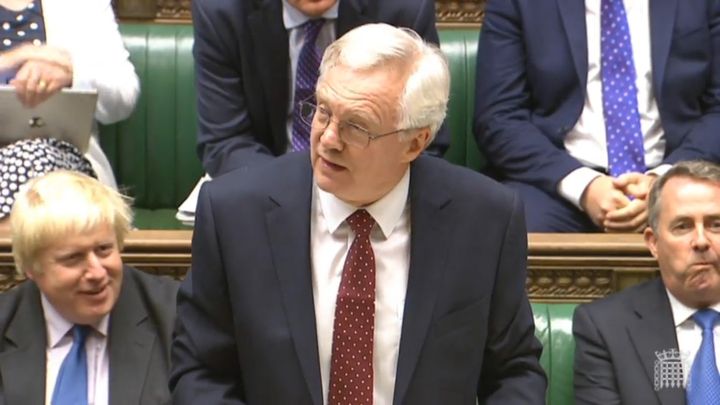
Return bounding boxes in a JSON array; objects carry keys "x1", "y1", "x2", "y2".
[
  {"x1": 573, "y1": 278, "x2": 685, "y2": 404},
  {"x1": 193, "y1": 0, "x2": 449, "y2": 177},
  {"x1": 0, "y1": 266, "x2": 178, "y2": 405},
  {"x1": 170, "y1": 152, "x2": 546, "y2": 404},
  {"x1": 474, "y1": 0, "x2": 720, "y2": 230}
]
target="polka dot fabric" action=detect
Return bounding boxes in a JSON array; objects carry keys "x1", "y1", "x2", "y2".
[
  {"x1": 328, "y1": 209, "x2": 376, "y2": 405},
  {"x1": 0, "y1": 138, "x2": 96, "y2": 218},
  {"x1": 0, "y1": 0, "x2": 45, "y2": 83},
  {"x1": 600, "y1": 0, "x2": 646, "y2": 176}
]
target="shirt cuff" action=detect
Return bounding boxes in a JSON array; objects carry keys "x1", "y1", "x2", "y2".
[
  {"x1": 557, "y1": 167, "x2": 605, "y2": 210},
  {"x1": 647, "y1": 164, "x2": 672, "y2": 178}
]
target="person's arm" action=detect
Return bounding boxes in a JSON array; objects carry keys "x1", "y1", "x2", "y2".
[
  {"x1": 70, "y1": 0, "x2": 139, "y2": 124},
  {"x1": 193, "y1": 0, "x2": 274, "y2": 177},
  {"x1": 474, "y1": 0, "x2": 582, "y2": 193},
  {"x1": 170, "y1": 184, "x2": 246, "y2": 404},
  {"x1": 477, "y1": 193, "x2": 547, "y2": 404},
  {"x1": 661, "y1": 0, "x2": 720, "y2": 165},
  {"x1": 573, "y1": 304, "x2": 622, "y2": 405}
]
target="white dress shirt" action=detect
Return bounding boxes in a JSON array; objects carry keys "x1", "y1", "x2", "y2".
[
  {"x1": 558, "y1": 0, "x2": 668, "y2": 207},
  {"x1": 282, "y1": 0, "x2": 338, "y2": 148},
  {"x1": 667, "y1": 290, "x2": 720, "y2": 385},
  {"x1": 42, "y1": 294, "x2": 110, "y2": 405},
  {"x1": 311, "y1": 169, "x2": 411, "y2": 405}
]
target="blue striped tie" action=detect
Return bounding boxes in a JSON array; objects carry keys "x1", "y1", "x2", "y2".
[
  {"x1": 291, "y1": 19, "x2": 325, "y2": 151},
  {"x1": 51, "y1": 325, "x2": 89, "y2": 405},
  {"x1": 600, "y1": 0, "x2": 646, "y2": 176},
  {"x1": 687, "y1": 309, "x2": 720, "y2": 405}
]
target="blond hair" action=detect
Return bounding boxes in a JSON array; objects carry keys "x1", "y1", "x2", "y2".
[{"x1": 11, "y1": 170, "x2": 133, "y2": 275}]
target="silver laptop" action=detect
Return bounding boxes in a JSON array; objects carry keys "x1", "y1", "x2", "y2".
[{"x1": 0, "y1": 85, "x2": 98, "y2": 153}]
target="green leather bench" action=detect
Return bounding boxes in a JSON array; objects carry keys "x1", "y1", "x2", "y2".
[
  {"x1": 532, "y1": 302, "x2": 576, "y2": 405},
  {"x1": 99, "y1": 24, "x2": 486, "y2": 229}
]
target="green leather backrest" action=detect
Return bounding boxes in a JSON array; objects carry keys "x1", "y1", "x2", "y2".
[
  {"x1": 532, "y1": 302, "x2": 577, "y2": 405},
  {"x1": 99, "y1": 23, "x2": 202, "y2": 210},
  {"x1": 438, "y1": 28, "x2": 485, "y2": 171}
]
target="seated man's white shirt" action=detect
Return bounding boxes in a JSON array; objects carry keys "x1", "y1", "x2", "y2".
[
  {"x1": 559, "y1": 0, "x2": 667, "y2": 207},
  {"x1": 667, "y1": 290, "x2": 720, "y2": 385},
  {"x1": 42, "y1": 294, "x2": 109, "y2": 405},
  {"x1": 312, "y1": 169, "x2": 411, "y2": 405}
]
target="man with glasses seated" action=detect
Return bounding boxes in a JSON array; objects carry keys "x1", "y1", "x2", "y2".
[{"x1": 170, "y1": 23, "x2": 546, "y2": 405}]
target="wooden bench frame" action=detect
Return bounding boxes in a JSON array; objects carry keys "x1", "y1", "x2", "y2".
[{"x1": 0, "y1": 231, "x2": 658, "y2": 301}]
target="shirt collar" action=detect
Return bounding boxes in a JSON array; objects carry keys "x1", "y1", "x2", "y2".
[
  {"x1": 666, "y1": 288, "x2": 720, "y2": 327},
  {"x1": 41, "y1": 293, "x2": 110, "y2": 348},
  {"x1": 282, "y1": 0, "x2": 339, "y2": 30},
  {"x1": 316, "y1": 168, "x2": 410, "y2": 238}
]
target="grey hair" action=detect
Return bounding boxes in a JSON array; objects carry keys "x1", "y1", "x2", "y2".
[
  {"x1": 647, "y1": 160, "x2": 720, "y2": 232},
  {"x1": 318, "y1": 23, "x2": 450, "y2": 140}
]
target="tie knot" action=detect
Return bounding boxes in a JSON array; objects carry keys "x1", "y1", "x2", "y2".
[
  {"x1": 693, "y1": 309, "x2": 720, "y2": 331},
  {"x1": 303, "y1": 18, "x2": 325, "y2": 41},
  {"x1": 347, "y1": 209, "x2": 375, "y2": 237},
  {"x1": 73, "y1": 325, "x2": 90, "y2": 345}
]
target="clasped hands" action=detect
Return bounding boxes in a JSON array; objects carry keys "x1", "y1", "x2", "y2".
[
  {"x1": 581, "y1": 172, "x2": 656, "y2": 233},
  {"x1": 0, "y1": 44, "x2": 73, "y2": 108}
]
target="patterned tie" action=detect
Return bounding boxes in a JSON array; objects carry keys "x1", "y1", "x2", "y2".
[
  {"x1": 291, "y1": 19, "x2": 325, "y2": 151},
  {"x1": 328, "y1": 209, "x2": 376, "y2": 405},
  {"x1": 52, "y1": 325, "x2": 90, "y2": 405},
  {"x1": 600, "y1": 0, "x2": 646, "y2": 176},
  {"x1": 687, "y1": 309, "x2": 720, "y2": 405}
]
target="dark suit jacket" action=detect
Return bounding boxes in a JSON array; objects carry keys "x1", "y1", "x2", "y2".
[
  {"x1": 474, "y1": 0, "x2": 720, "y2": 194},
  {"x1": 193, "y1": 0, "x2": 449, "y2": 177},
  {"x1": 170, "y1": 152, "x2": 546, "y2": 404},
  {"x1": 0, "y1": 266, "x2": 178, "y2": 405},
  {"x1": 573, "y1": 278, "x2": 686, "y2": 405}
]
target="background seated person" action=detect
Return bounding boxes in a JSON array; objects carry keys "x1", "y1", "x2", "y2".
[
  {"x1": 193, "y1": 0, "x2": 448, "y2": 178},
  {"x1": 0, "y1": 0, "x2": 139, "y2": 219},
  {"x1": 475, "y1": 0, "x2": 720, "y2": 233},
  {"x1": 0, "y1": 170, "x2": 177, "y2": 405},
  {"x1": 574, "y1": 160, "x2": 720, "y2": 404}
]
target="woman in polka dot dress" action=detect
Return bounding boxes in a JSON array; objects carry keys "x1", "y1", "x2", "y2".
[{"x1": 0, "y1": 0, "x2": 138, "y2": 219}]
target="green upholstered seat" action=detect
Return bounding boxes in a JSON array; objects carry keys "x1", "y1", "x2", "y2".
[
  {"x1": 99, "y1": 24, "x2": 487, "y2": 230},
  {"x1": 438, "y1": 28, "x2": 486, "y2": 172},
  {"x1": 532, "y1": 302, "x2": 577, "y2": 405},
  {"x1": 99, "y1": 23, "x2": 202, "y2": 229}
]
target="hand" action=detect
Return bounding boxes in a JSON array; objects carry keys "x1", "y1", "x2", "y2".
[
  {"x1": 580, "y1": 175, "x2": 631, "y2": 228},
  {"x1": 612, "y1": 172, "x2": 657, "y2": 200},
  {"x1": 0, "y1": 44, "x2": 73, "y2": 108},
  {"x1": 603, "y1": 198, "x2": 648, "y2": 232}
]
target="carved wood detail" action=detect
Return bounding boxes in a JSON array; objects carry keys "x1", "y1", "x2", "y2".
[
  {"x1": 113, "y1": 0, "x2": 486, "y2": 24},
  {"x1": 0, "y1": 231, "x2": 659, "y2": 304}
]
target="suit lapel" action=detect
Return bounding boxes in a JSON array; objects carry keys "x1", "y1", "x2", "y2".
[
  {"x1": 248, "y1": 0, "x2": 291, "y2": 152},
  {"x1": 393, "y1": 158, "x2": 453, "y2": 404},
  {"x1": 556, "y1": 0, "x2": 588, "y2": 89},
  {"x1": 108, "y1": 269, "x2": 156, "y2": 405},
  {"x1": 336, "y1": 0, "x2": 372, "y2": 37},
  {"x1": 649, "y1": 0, "x2": 678, "y2": 103},
  {"x1": 266, "y1": 155, "x2": 322, "y2": 405},
  {"x1": 627, "y1": 279, "x2": 686, "y2": 405},
  {"x1": 0, "y1": 283, "x2": 46, "y2": 405}
]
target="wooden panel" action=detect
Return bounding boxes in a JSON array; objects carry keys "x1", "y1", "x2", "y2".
[
  {"x1": 0, "y1": 231, "x2": 659, "y2": 303},
  {"x1": 113, "y1": 0, "x2": 487, "y2": 25}
]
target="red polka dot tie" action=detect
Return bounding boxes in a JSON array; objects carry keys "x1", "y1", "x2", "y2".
[{"x1": 328, "y1": 209, "x2": 376, "y2": 405}]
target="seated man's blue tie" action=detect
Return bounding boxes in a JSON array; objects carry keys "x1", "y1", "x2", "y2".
[
  {"x1": 687, "y1": 309, "x2": 720, "y2": 405},
  {"x1": 601, "y1": 0, "x2": 646, "y2": 176},
  {"x1": 291, "y1": 19, "x2": 325, "y2": 151},
  {"x1": 52, "y1": 325, "x2": 89, "y2": 405}
]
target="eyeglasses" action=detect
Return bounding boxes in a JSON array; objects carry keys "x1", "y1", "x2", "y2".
[{"x1": 297, "y1": 100, "x2": 409, "y2": 149}]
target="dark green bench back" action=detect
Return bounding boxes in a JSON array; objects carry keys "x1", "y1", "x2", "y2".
[
  {"x1": 438, "y1": 28, "x2": 485, "y2": 171},
  {"x1": 100, "y1": 24, "x2": 484, "y2": 228},
  {"x1": 532, "y1": 302, "x2": 577, "y2": 405},
  {"x1": 100, "y1": 23, "x2": 202, "y2": 228}
]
